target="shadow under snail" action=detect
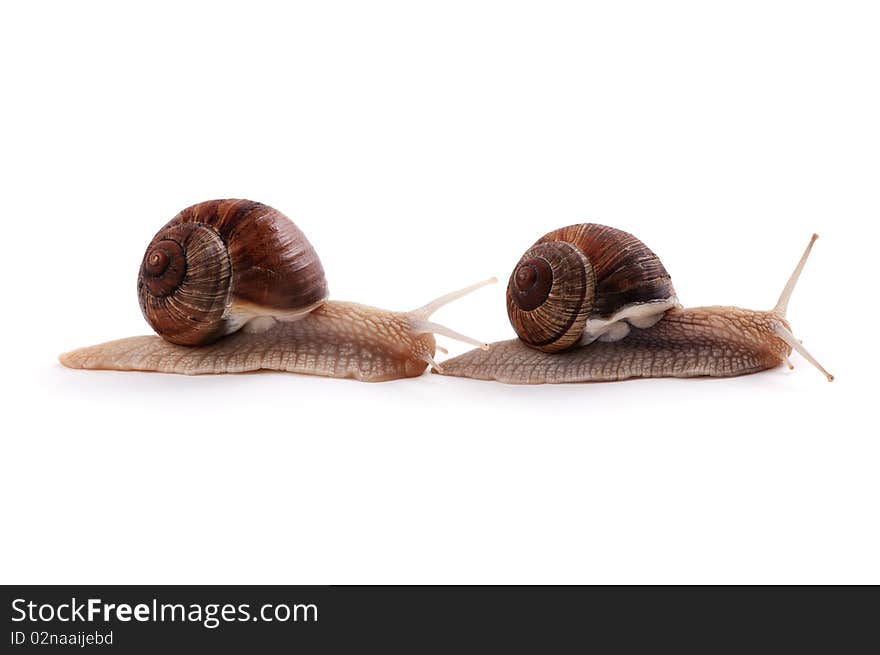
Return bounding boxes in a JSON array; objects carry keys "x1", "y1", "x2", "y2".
[
  {"x1": 436, "y1": 223, "x2": 834, "y2": 384},
  {"x1": 59, "y1": 199, "x2": 495, "y2": 382}
]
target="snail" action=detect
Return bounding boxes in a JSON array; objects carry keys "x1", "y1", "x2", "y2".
[
  {"x1": 59, "y1": 199, "x2": 494, "y2": 382},
  {"x1": 437, "y1": 224, "x2": 833, "y2": 384}
]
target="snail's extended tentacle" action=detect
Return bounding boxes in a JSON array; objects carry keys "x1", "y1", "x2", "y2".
[
  {"x1": 422, "y1": 352, "x2": 444, "y2": 374},
  {"x1": 773, "y1": 323, "x2": 834, "y2": 381},
  {"x1": 411, "y1": 277, "x2": 497, "y2": 319},
  {"x1": 408, "y1": 319, "x2": 490, "y2": 350},
  {"x1": 407, "y1": 277, "x2": 496, "y2": 350},
  {"x1": 774, "y1": 233, "x2": 818, "y2": 317},
  {"x1": 766, "y1": 233, "x2": 832, "y2": 381}
]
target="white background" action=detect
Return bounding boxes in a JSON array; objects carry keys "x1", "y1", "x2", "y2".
[{"x1": 1, "y1": 1, "x2": 877, "y2": 584}]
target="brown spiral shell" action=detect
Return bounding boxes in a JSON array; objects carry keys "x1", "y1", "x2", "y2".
[
  {"x1": 137, "y1": 199, "x2": 328, "y2": 346},
  {"x1": 507, "y1": 241, "x2": 597, "y2": 352},
  {"x1": 507, "y1": 224, "x2": 676, "y2": 353}
]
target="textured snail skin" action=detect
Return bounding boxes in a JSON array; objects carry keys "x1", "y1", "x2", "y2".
[
  {"x1": 60, "y1": 302, "x2": 437, "y2": 382},
  {"x1": 436, "y1": 307, "x2": 793, "y2": 384}
]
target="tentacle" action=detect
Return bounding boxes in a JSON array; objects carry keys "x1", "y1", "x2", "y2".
[
  {"x1": 773, "y1": 323, "x2": 834, "y2": 381},
  {"x1": 774, "y1": 234, "x2": 818, "y2": 316},
  {"x1": 406, "y1": 276, "x2": 495, "y2": 350},
  {"x1": 421, "y1": 352, "x2": 444, "y2": 374},
  {"x1": 410, "y1": 277, "x2": 497, "y2": 319},
  {"x1": 409, "y1": 319, "x2": 489, "y2": 350}
]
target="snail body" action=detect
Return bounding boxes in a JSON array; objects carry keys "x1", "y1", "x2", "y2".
[
  {"x1": 440, "y1": 227, "x2": 833, "y2": 384},
  {"x1": 62, "y1": 301, "x2": 439, "y2": 381},
  {"x1": 61, "y1": 199, "x2": 493, "y2": 382}
]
